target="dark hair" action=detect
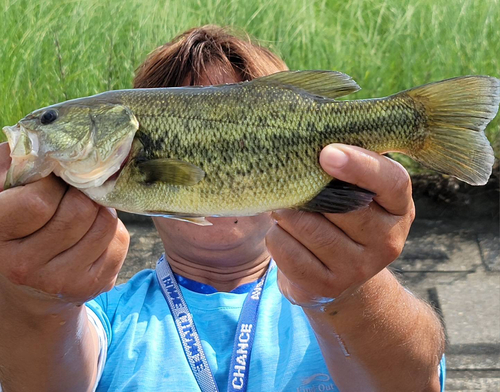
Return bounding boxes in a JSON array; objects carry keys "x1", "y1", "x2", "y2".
[{"x1": 133, "y1": 25, "x2": 288, "y2": 88}]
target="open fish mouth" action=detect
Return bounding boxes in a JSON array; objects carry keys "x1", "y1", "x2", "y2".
[
  {"x1": 3, "y1": 124, "x2": 55, "y2": 189},
  {"x1": 3, "y1": 122, "x2": 135, "y2": 191},
  {"x1": 4, "y1": 124, "x2": 37, "y2": 157}
]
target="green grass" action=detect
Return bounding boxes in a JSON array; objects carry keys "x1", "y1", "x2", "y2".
[{"x1": 1, "y1": 0, "x2": 499, "y2": 171}]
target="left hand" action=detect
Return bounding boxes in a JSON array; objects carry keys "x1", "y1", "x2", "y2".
[{"x1": 266, "y1": 144, "x2": 415, "y2": 308}]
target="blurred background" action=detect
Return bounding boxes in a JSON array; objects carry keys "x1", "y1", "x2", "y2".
[
  {"x1": 1, "y1": 0, "x2": 499, "y2": 390},
  {"x1": 1, "y1": 0, "x2": 499, "y2": 156}
]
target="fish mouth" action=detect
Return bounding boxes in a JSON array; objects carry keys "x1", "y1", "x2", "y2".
[
  {"x1": 3, "y1": 124, "x2": 55, "y2": 189},
  {"x1": 3, "y1": 122, "x2": 134, "y2": 190}
]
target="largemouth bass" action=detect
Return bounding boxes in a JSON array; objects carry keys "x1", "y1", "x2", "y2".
[{"x1": 3, "y1": 71, "x2": 499, "y2": 225}]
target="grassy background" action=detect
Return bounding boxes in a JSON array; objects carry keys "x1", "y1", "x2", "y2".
[{"x1": 1, "y1": 0, "x2": 499, "y2": 171}]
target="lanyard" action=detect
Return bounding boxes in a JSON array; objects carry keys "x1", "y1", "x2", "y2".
[{"x1": 155, "y1": 255, "x2": 271, "y2": 392}]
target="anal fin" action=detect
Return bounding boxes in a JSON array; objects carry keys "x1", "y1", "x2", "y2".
[{"x1": 299, "y1": 180, "x2": 375, "y2": 213}]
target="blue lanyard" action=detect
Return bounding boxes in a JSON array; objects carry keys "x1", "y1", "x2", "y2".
[{"x1": 155, "y1": 255, "x2": 271, "y2": 392}]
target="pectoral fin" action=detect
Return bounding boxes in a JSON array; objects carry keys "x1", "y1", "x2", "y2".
[{"x1": 138, "y1": 158, "x2": 205, "y2": 186}]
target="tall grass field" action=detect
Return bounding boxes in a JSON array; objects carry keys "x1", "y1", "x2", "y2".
[{"x1": 1, "y1": 0, "x2": 499, "y2": 172}]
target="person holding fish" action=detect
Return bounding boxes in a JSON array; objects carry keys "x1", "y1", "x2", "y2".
[{"x1": 2, "y1": 24, "x2": 498, "y2": 391}]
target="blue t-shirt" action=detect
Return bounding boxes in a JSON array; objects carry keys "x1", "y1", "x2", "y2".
[{"x1": 86, "y1": 266, "x2": 446, "y2": 391}]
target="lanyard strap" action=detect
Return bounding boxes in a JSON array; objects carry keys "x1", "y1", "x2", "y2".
[{"x1": 155, "y1": 255, "x2": 270, "y2": 392}]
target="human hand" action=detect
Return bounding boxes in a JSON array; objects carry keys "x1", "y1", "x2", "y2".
[
  {"x1": 0, "y1": 142, "x2": 130, "y2": 315},
  {"x1": 266, "y1": 144, "x2": 415, "y2": 308}
]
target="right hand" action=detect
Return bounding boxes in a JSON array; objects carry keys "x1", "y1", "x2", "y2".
[{"x1": 0, "y1": 142, "x2": 130, "y2": 315}]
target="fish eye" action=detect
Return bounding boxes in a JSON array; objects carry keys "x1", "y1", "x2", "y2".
[{"x1": 40, "y1": 109, "x2": 58, "y2": 125}]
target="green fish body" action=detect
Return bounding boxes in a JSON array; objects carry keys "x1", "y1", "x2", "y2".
[{"x1": 3, "y1": 71, "x2": 499, "y2": 223}]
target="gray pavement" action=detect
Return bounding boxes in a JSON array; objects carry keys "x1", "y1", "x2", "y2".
[
  {"x1": 393, "y1": 218, "x2": 500, "y2": 391},
  {"x1": 117, "y1": 200, "x2": 500, "y2": 391}
]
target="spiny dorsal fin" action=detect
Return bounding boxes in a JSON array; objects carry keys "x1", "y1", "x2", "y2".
[
  {"x1": 252, "y1": 70, "x2": 361, "y2": 99},
  {"x1": 138, "y1": 158, "x2": 205, "y2": 185}
]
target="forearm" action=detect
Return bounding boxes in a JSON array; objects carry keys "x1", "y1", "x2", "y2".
[
  {"x1": 304, "y1": 268, "x2": 444, "y2": 392},
  {"x1": 0, "y1": 285, "x2": 98, "y2": 392},
  {"x1": 0, "y1": 143, "x2": 126, "y2": 392}
]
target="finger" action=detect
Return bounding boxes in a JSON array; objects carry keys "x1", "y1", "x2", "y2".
[
  {"x1": 267, "y1": 222, "x2": 389, "y2": 298},
  {"x1": 0, "y1": 142, "x2": 12, "y2": 190},
  {"x1": 320, "y1": 144, "x2": 413, "y2": 216},
  {"x1": 50, "y1": 207, "x2": 121, "y2": 271},
  {"x1": 19, "y1": 187, "x2": 100, "y2": 262},
  {"x1": 324, "y1": 200, "x2": 414, "y2": 248},
  {"x1": 87, "y1": 219, "x2": 129, "y2": 293},
  {"x1": 0, "y1": 175, "x2": 67, "y2": 240},
  {"x1": 65, "y1": 219, "x2": 129, "y2": 301},
  {"x1": 28, "y1": 208, "x2": 125, "y2": 297},
  {"x1": 271, "y1": 209, "x2": 363, "y2": 262},
  {"x1": 266, "y1": 224, "x2": 343, "y2": 298}
]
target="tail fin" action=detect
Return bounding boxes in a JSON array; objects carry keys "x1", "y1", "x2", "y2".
[{"x1": 403, "y1": 76, "x2": 499, "y2": 185}]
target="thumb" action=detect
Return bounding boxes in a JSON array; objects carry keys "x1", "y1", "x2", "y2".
[{"x1": 0, "y1": 142, "x2": 12, "y2": 192}]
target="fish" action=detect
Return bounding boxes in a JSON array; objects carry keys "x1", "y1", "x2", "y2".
[{"x1": 3, "y1": 71, "x2": 499, "y2": 225}]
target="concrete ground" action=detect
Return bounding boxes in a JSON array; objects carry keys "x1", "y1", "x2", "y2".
[
  {"x1": 393, "y1": 217, "x2": 500, "y2": 391},
  {"x1": 117, "y1": 196, "x2": 500, "y2": 391}
]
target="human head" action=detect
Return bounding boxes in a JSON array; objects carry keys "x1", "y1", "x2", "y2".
[
  {"x1": 134, "y1": 24, "x2": 288, "y2": 88},
  {"x1": 134, "y1": 25, "x2": 288, "y2": 267}
]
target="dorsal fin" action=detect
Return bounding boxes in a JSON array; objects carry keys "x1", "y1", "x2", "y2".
[{"x1": 251, "y1": 71, "x2": 361, "y2": 99}]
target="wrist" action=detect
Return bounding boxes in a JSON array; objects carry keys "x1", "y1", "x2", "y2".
[
  {"x1": 0, "y1": 275, "x2": 79, "y2": 322},
  {"x1": 301, "y1": 269, "x2": 445, "y2": 392},
  {"x1": 302, "y1": 268, "x2": 399, "y2": 322}
]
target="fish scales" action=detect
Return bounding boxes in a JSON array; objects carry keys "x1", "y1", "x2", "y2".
[
  {"x1": 3, "y1": 71, "x2": 498, "y2": 221},
  {"x1": 99, "y1": 85, "x2": 425, "y2": 216}
]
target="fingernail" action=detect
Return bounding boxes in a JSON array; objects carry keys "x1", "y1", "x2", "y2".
[
  {"x1": 322, "y1": 145, "x2": 348, "y2": 171},
  {"x1": 271, "y1": 210, "x2": 282, "y2": 221},
  {"x1": 107, "y1": 207, "x2": 117, "y2": 219}
]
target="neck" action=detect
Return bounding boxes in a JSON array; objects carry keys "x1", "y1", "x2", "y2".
[
  {"x1": 165, "y1": 252, "x2": 271, "y2": 292},
  {"x1": 152, "y1": 215, "x2": 275, "y2": 292}
]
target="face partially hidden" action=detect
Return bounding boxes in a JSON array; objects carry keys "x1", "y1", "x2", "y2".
[
  {"x1": 153, "y1": 213, "x2": 274, "y2": 266},
  {"x1": 153, "y1": 68, "x2": 275, "y2": 264}
]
